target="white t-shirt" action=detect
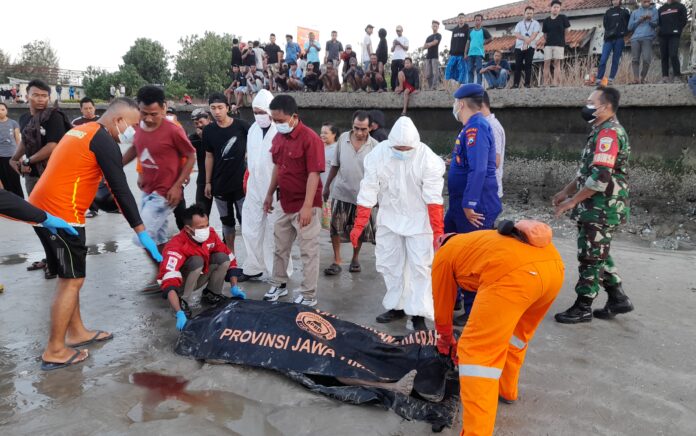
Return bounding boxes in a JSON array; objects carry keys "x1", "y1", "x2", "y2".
[
  {"x1": 392, "y1": 36, "x2": 409, "y2": 60},
  {"x1": 322, "y1": 142, "x2": 337, "y2": 187},
  {"x1": 253, "y1": 47, "x2": 265, "y2": 69},
  {"x1": 361, "y1": 34, "x2": 373, "y2": 62},
  {"x1": 486, "y1": 113, "x2": 506, "y2": 198},
  {"x1": 513, "y1": 19, "x2": 542, "y2": 49}
]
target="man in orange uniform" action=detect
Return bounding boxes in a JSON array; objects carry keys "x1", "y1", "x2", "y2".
[
  {"x1": 28, "y1": 98, "x2": 162, "y2": 371},
  {"x1": 432, "y1": 220, "x2": 565, "y2": 436}
]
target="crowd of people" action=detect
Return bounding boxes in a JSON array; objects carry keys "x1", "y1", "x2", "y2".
[{"x1": 0, "y1": 64, "x2": 639, "y2": 433}]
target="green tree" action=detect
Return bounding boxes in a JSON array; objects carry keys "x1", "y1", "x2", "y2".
[
  {"x1": 16, "y1": 40, "x2": 60, "y2": 82},
  {"x1": 122, "y1": 38, "x2": 170, "y2": 84},
  {"x1": 113, "y1": 64, "x2": 146, "y2": 97},
  {"x1": 83, "y1": 66, "x2": 114, "y2": 100},
  {"x1": 174, "y1": 32, "x2": 235, "y2": 98},
  {"x1": 164, "y1": 79, "x2": 190, "y2": 99},
  {"x1": 0, "y1": 49, "x2": 10, "y2": 83}
]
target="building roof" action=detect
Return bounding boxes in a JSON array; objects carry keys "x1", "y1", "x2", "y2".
[
  {"x1": 484, "y1": 28, "x2": 595, "y2": 53},
  {"x1": 444, "y1": 0, "x2": 608, "y2": 25}
]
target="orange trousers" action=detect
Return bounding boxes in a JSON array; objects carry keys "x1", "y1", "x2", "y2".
[{"x1": 457, "y1": 259, "x2": 565, "y2": 436}]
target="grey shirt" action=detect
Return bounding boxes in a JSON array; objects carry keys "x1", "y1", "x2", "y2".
[
  {"x1": 325, "y1": 40, "x2": 343, "y2": 61},
  {"x1": 330, "y1": 132, "x2": 378, "y2": 204},
  {"x1": 485, "y1": 113, "x2": 506, "y2": 198},
  {"x1": 0, "y1": 118, "x2": 19, "y2": 157}
]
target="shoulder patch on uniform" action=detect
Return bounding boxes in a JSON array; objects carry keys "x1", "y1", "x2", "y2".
[
  {"x1": 466, "y1": 128, "x2": 478, "y2": 147},
  {"x1": 66, "y1": 129, "x2": 87, "y2": 139},
  {"x1": 165, "y1": 256, "x2": 178, "y2": 271},
  {"x1": 592, "y1": 128, "x2": 619, "y2": 168}
]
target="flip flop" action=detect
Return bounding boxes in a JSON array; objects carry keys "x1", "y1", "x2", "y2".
[
  {"x1": 41, "y1": 349, "x2": 89, "y2": 371},
  {"x1": 323, "y1": 263, "x2": 342, "y2": 276},
  {"x1": 27, "y1": 260, "x2": 46, "y2": 271},
  {"x1": 349, "y1": 263, "x2": 361, "y2": 273},
  {"x1": 67, "y1": 331, "x2": 114, "y2": 348}
]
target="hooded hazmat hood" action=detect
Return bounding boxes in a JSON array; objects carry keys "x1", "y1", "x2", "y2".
[
  {"x1": 387, "y1": 116, "x2": 421, "y2": 150},
  {"x1": 252, "y1": 89, "x2": 274, "y2": 113}
]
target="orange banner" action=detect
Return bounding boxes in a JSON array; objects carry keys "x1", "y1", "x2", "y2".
[{"x1": 297, "y1": 27, "x2": 320, "y2": 53}]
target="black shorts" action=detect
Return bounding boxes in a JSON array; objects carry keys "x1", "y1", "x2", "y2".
[{"x1": 34, "y1": 227, "x2": 87, "y2": 279}]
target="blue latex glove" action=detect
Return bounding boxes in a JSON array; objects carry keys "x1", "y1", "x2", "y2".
[
  {"x1": 42, "y1": 213, "x2": 78, "y2": 236},
  {"x1": 176, "y1": 310, "x2": 187, "y2": 331},
  {"x1": 230, "y1": 285, "x2": 246, "y2": 299},
  {"x1": 137, "y1": 231, "x2": 163, "y2": 262}
]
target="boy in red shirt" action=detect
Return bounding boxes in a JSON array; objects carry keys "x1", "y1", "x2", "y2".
[{"x1": 159, "y1": 204, "x2": 245, "y2": 330}]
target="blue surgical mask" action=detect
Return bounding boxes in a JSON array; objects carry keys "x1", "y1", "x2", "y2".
[{"x1": 391, "y1": 148, "x2": 413, "y2": 160}]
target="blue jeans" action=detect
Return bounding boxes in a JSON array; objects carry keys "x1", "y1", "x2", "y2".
[
  {"x1": 467, "y1": 56, "x2": 484, "y2": 85},
  {"x1": 484, "y1": 70, "x2": 509, "y2": 89},
  {"x1": 597, "y1": 38, "x2": 625, "y2": 81},
  {"x1": 445, "y1": 55, "x2": 469, "y2": 84}
]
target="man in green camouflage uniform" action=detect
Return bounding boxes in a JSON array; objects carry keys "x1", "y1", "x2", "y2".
[{"x1": 552, "y1": 87, "x2": 634, "y2": 324}]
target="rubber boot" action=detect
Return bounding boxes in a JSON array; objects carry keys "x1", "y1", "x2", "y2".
[
  {"x1": 554, "y1": 296, "x2": 594, "y2": 324},
  {"x1": 593, "y1": 284, "x2": 634, "y2": 320}
]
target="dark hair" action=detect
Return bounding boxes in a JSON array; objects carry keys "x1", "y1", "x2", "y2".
[
  {"x1": 598, "y1": 86, "x2": 621, "y2": 111},
  {"x1": 233, "y1": 38, "x2": 239, "y2": 44},
  {"x1": 482, "y1": 91, "x2": 490, "y2": 108},
  {"x1": 269, "y1": 95, "x2": 297, "y2": 116},
  {"x1": 331, "y1": 30, "x2": 337, "y2": 34},
  {"x1": 404, "y1": 57, "x2": 413, "y2": 63},
  {"x1": 432, "y1": 20, "x2": 440, "y2": 25},
  {"x1": 27, "y1": 79, "x2": 51, "y2": 94},
  {"x1": 136, "y1": 85, "x2": 165, "y2": 107},
  {"x1": 551, "y1": 0, "x2": 562, "y2": 6},
  {"x1": 378, "y1": 28, "x2": 387, "y2": 38},
  {"x1": 322, "y1": 122, "x2": 340, "y2": 139},
  {"x1": 108, "y1": 97, "x2": 138, "y2": 110},
  {"x1": 181, "y1": 203, "x2": 208, "y2": 226},
  {"x1": 463, "y1": 96, "x2": 484, "y2": 110},
  {"x1": 458, "y1": 12, "x2": 465, "y2": 17},
  {"x1": 208, "y1": 92, "x2": 229, "y2": 106},
  {"x1": 270, "y1": 33, "x2": 276, "y2": 37},
  {"x1": 80, "y1": 97, "x2": 95, "y2": 107},
  {"x1": 0, "y1": 102, "x2": 7, "y2": 110},
  {"x1": 525, "y1": 6, "x2": 535, "y2": 12},
  {"x1": 253, "y1": 41, "x2": 260, "y2": 47},
  {"x1": 352, "y1": 110, "x2": 372, "y2": 125},
  {"x1": 474, "y1": 14, "x2": 484, "y2": 20},
  {"x1": 286, "y1": 34, "x2": 293, "y2": 39}
]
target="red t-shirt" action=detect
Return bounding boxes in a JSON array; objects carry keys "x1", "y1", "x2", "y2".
[
  {"x1": 270, "y1": 121, "x2": 324, "y2": 213},
  {"x1": 134, "y1": 119, "x2": 195, "y2": 197}
]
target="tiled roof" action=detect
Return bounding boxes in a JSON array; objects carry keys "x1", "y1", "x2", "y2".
[
  {"x1": 444, "y1": 0, "x2": 608, "y2": 25},
  {"x1": 483, "y1": 28, "x2": 595, "y2": 53}
]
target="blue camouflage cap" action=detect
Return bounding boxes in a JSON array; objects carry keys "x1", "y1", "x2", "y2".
[{"x1": 453, "y1": 83, "x2": 485, "y2": 99}]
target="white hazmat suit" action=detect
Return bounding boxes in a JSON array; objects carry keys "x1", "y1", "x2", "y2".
[
  {"x1": 356, "y1": 117, "x2": 445, "y2": 320},
  {"x1": 241, "y1": 90, "x2": 292, "y2": 277}
]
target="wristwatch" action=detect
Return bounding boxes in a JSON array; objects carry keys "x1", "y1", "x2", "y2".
[{"x1": 22, "y1": 157, "x2": 31, "y2": 166}]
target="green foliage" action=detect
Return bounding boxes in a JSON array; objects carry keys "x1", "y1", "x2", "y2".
[
  {"x1": 113, "y1": 64, "x2": 146, "y2": 96},
  {"x1": 174, "y1": 32, "x2": 236, "y2": 98},
  {"x1": 15, "y1": 40, "x2": 60, "y2": 82},
  {"x1": 0, "y1": 49, "x2": 10, "y2": 83},
  {"x1": 163, "y1": 79, "x2": 190, "y2": 99},
  {"x1": 83, "y1": 64, "x2": 146, "y2": 100},
  {"x1": 122, "y1": 38, "x2": 170, "y2": 84}
]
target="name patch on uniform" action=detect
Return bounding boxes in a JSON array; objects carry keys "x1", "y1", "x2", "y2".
[{"x1": 592, "y1": 129, "x2": 619, "y2": 168}]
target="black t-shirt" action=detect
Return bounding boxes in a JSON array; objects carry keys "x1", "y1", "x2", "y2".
[
  {"x1": 232, "y1": 71, "x2": 247, "y2": 87},
  {"x1": 450, "y1": 25, "x2": 470, "y2": 56},
  {"x1": 425, "y1": 33, "x2": 442, "y2": 59},
  {"x1": 19, "y1": 110, "x2": 69, "y2": 176},
  {"x1": 71, "y1": 115, "x2": 100, "y2": 126},
  {"x1": 265, "y1": 43, "x2": 281, "y2": 64},
  {"x1": 542, "y1": 15, "x2": 571, "y2": 47},
  {"x1": 202, "y1": 119, "x2": 250, "y2": 200},
  {"x1": 231, "y1": 46, "x2": 242, "y2": 66},
  {"x1": 242, "y1": 48, "x2": 256, "y2": 67},
  {"x1": 188, "y1": 132, "x2": 206, "y2": 186}
]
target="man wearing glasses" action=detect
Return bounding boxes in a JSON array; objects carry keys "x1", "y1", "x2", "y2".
[{"x1": 322, "y1": 111, "x2": 378, "y2": 276}]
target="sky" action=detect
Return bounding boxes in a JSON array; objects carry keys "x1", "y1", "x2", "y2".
[{"x1": 2, "y1": 0, "x2": 511, "y2": 72}]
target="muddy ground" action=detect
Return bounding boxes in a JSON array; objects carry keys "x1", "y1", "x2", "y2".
[{"x1": 1, "y1": 164, "x2": 695, "y2": 435}]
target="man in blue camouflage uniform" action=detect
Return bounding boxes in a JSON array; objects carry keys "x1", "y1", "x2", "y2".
[
  {"x1": 553, "y1": 87, "x2": 634, "y2": 324},
  {"x1": 446, "y1": 83, "x2": 501, "y2": 325}
]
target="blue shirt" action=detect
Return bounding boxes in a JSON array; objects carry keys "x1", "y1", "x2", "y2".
[
  {"x1": 304, "y1": 41, "x2": 321, "y2": 63},
  {"x1": 483, "y1": 60, "x2": 511, "y2": 78},
  {"x1": 628, "y1": 6, "x2": 658, "y2": 41},
  {"x1": 448, "y1": 112, "x2": 499, "y2": 210},
  {"x1": 285, "y1": 42, "x2": 301, "y2": 62}
]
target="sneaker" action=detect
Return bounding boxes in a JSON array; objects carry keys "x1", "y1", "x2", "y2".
[
  {"x1": 263, "y1": 284, "x2": 288, "y2": 301},
  {"x1": 202, "y1": 288, "x2": 228, "y2": 305},
  {"x1": 376, "y1": 309, "x2": 406, "y2": 323},
  {"x1": 410, "y1": 316, "x2": 427, "y2": 331},
  {"x1": 293, "y1": 294, "x2": 318, "y2": 307},
  {"x1": 237, "y1": 272, "x2": 262, "y2": 283},
  {"x1": 85, "y1": 209, "x2": 98, "y2": 218}
]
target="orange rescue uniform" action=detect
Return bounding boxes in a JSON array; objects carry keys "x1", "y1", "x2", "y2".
[{"x1": 432, "y1": 230, "x2": 565, "y2": 436}]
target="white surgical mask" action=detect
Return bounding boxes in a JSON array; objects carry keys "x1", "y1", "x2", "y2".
[
  {"x1": 116, "y1": 124, "x2": 136, "y2": 145},
  {"x1": 452, "y1": 103, "x2": 461, "y2": 122},
  {"x1": 191, "y1": 227, "x2": 211, "y2": 243},
  {"x1": 255, "y1": 113, "x2": 272, "y2": 128},
  {"x1": 391, "y1": 148, "x2": 413, "y2": 161},
  {"x1": 275, "y1": 118, "x2": 296, "y2": 134}
]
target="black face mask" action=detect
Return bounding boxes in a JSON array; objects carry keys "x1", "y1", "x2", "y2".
[{"x1": 581, "y1": 105, "x2": 597, "y2": 123}]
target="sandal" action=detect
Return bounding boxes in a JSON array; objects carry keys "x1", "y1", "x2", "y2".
[
  {"x1": 27, "y1": 260, "x2": 46, "y2": 271},
  {"x1": 349, "y1": 263, "x2": 361, "y2": 273},
  {"x1": 41, "y1": 349, "x2": 89, "y2": 371},
  {"x1": 323, "y1": 263, "x2": 342, "y2": 276},
  {"x1": 67, "y1": 330, "x2": 114, "y2": 348},
  {"x1": 44, "y1": 270, "x2": 57, "y2": 280}
]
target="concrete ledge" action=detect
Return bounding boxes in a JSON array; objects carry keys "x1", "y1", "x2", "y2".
[{"x1": 5, "y1": 84, "x2": 694, "y2": 111}]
